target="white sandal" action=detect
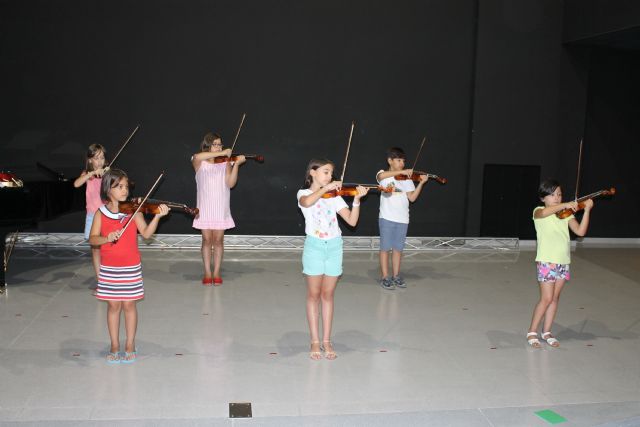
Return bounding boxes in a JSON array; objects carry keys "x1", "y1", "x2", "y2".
[
  {"x1": 541, "y1": 332, "x2": 560, "y2": 347},
  {"x1": 527, "y1": 332, "x2": 541, "y2": 348}
]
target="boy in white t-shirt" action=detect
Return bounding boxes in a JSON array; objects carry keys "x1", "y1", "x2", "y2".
[{"x1": 376, "y1": 147, "x2": 428, "y2": 289}]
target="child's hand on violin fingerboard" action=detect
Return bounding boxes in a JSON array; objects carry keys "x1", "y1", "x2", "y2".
[
  {"x1": 565, "y1": 201, "x2": 579, "y2": 211},
  {"x1": 156, "y1": 204, "x2": 170, "y2": 217},
  {"x1": 583, "y1": 199, "x2": 594, "y2": 211},
  {"x1": 325, "y1": 181, "x2": 342, "y2": 191},
  {"x1": 355, "y1": 185, "x2": 369, "y2": 198}
]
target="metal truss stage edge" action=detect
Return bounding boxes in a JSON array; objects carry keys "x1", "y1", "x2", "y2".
[{"x1": 8, "y1": 233, "x2": 519, "y2": 252}]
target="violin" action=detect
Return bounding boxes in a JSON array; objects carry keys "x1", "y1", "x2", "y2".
[
  {"x1": 321, "y1": 184, "x2": 397, "y2": 198},
  {"x1": 556, "y1": 188, "x2": 615, "y2": 219},
  {"x1": 395, "y1": 170, "x2": 447, "y2": 184},
  {"x1": 213, "y1": 154, "x2": 264, "y2": 164},
  {"x1": 119, "y1": 199, "x2": 199, "y2": 216}
]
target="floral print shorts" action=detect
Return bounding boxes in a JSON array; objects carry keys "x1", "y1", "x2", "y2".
[{"x1": 536, "y1": 262, "x2": 570, "y2": 283}]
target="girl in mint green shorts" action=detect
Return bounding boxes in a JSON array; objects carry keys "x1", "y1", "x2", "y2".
[
  {"x1": 296, "y1": 159, "x2": 368, "y2": 360},
  {"x1": 527, "y1": 179, "x2": 594, "y2": 348}
]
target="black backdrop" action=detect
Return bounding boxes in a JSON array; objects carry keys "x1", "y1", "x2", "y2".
[
  {"x1": 2, "y1": 0, "x2": 639, "y2": 237},
  {"x1": 1, "y1": 0, "x2": 474, "y2": 236}
]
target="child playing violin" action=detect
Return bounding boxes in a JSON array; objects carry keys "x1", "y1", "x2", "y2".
[
  {"x1": 297, "y1": 159, "x2": 368, "y2": 360},
  {"x1": 191, "y1": 132, "x2": 246, "y2": 285},
  {"x1": 376, "y1": 147, "x2": 428, "y2": 290},
  {"x1": 527, "y1": 179, "x2": 593, "y2": 348},
  {"x1": 89, "y1": 169, "x2": 169, "y2": 363},
  {"x1": 73, "y1": 143, "x2": 107, "y2": 280}
]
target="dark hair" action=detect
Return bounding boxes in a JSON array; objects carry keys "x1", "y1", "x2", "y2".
[
  {"x1": 386, "y1": 147, "x2": 406, "y2": 160},
  {"x1": 201, "y1": 132, "x2": 223, "y2": 152},
  {"x1": 101, "y1": 168, "x2": 128, "y2": 201},
  {"x1": 538, "y1": 178, "x2": 561, "y2": 200},
  {"x1": 85, "y1": 144, "x2": 106, "y2": 172},
  {"x1": 302, "y1": 159, "x2": 334, "y2": 189}
]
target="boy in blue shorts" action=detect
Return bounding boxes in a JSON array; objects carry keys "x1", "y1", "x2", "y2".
[{"x1": 376, "y1": 147, "x2": 428, "y2": 289}]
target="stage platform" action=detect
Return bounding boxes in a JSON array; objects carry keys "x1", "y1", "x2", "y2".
[{"x1": 1, "y1": 238, "x2": 639, "y2": 426}]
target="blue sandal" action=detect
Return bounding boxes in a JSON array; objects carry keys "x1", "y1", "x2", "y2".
[
  {"x1": 120, "y1": 350, "x2": 137, "y2": 364},
  {"x1": 106, "y1": 352, "x2": 120, "y2": 364}
]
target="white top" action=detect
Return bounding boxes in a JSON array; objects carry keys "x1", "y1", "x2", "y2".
[
  {"x1": 377, "y1": 170, "x2": 416, "y2": 224},
  {"x1": 297, "y1": 189, "x2": 348, "y2": 239}
]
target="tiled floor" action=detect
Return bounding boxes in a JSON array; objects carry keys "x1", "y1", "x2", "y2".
[{"x1": 1, "y1": 247, "x2": 639, "y2": 426}]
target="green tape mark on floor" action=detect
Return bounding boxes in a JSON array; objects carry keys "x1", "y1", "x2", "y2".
[{"x1": 535, "y1": 409, "x2": 567, "y2": 424}]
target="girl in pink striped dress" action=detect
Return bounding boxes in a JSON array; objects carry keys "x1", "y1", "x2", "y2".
[
  {"x1": 192, "y1": 132, "x2": 246, "y2": 285},
  {"x1": 89, "y1": 169, "x2": 169, "y2": 364},
  {"x1": 73, "y1": 143, "x2": 107, "y2": 280}
]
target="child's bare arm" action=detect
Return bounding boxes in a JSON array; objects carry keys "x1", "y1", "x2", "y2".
[
  {"x1": 407, "y1": 174, "x2": 428, "y2": 202},
  {"x1": 299, "y1": 181, "x2": 342, "y2": 208},
  {"x1": 88, "y1": 212, "x2": 119, "y2": 246},
  {"x1": 191, "y1": 149, "x2": 232, "y2": 171},
  {"x1": 135, "y1": 205, "x2": 170, "y2": 239},
  {"x1": 568, "y1": 199, "x2": 593, "y2": 236},
  {"x1": 337, "y1": 186, "x2": 369, "y2": 226},
  {"x1": 226, "y1": 155, "x2": 246, "y2": 188},
  {"x1": 534, "y1": 201, "x2": 578, "y2": 219},
  {"x1": 376, "y1": 169, "x2": 412, "y2": 182}
]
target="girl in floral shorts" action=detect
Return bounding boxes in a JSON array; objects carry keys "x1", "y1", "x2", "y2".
[{"x1": 527, "y1": 179, "x2": 594, "y2": 348}]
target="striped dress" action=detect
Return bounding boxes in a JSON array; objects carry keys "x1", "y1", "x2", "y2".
[
  {"x1": 95, "y1": 205, "x2": 144, "y2": 301},
  {"x1": 192, "y1": 160, "x2": 235, "y2": 230}
]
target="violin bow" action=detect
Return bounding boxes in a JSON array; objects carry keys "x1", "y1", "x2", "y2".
[
  {"x1": 115, "y1": 172, "x2": 164, "y2": 242},
  {"x1": 339, "y1": 121, "x2": 355, "y2": 183},
  {"x1": 409, "y1": 136, "x2": 426, "y2": 172},
  {"x1": 229, "y1": 113, "x2": 246, "y2": 153},
  {"x1": 574, "y1": 138, "x2": 584, "y2": 202},
  {"x1": 107, "y1": 125, "x2": 140, "y2": 170}
]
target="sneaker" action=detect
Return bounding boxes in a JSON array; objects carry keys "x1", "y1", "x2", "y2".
[
  {"x1": 380, "y1": 277, "x2": 395, "y2": 290},
  {"x1": 392, "y1": 276, "x2": 406, "y2": 288}
]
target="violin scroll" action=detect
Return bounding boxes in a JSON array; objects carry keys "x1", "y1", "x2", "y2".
[{"x1": 427, "y1": 174, "x2": 447, "y2": 185}]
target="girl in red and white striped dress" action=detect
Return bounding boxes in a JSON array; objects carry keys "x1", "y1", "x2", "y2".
[
  {"x1": 191, "y1": 132, "x2": 245, "y2": 286},
  {"x1": 90, "y1": 169, "x2": 169, "y2": 364}
]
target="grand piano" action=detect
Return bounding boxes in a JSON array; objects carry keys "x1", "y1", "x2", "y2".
[{"x1": 1, "y1": 166, "x2": 83, "y2": 286}]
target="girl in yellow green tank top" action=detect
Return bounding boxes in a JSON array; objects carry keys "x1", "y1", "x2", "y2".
[{"x1": 527, "y1": 179, "x2": 594, "y2": 348}]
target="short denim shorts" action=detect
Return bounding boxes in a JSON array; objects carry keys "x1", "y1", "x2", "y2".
[
  {"x1": 536, "y1": 262, "x2": 570, "y2": 283},
  {"x1": 379, "y1": 218, "x2": 408, "y2": 252},
  {"x1": 302, "y1": 236, "x2": 343, "y2": 277},
  {"x1": 84, "y1": 212, "x2": 95, "y2": 240}
]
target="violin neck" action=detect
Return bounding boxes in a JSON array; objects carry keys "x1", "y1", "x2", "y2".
[
  {"x1": 147, "y1": 199, "x2": 187, "y2": 211},
  {"x1": 576, "y1": 190, "x2": 605, "y2": 203}
]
